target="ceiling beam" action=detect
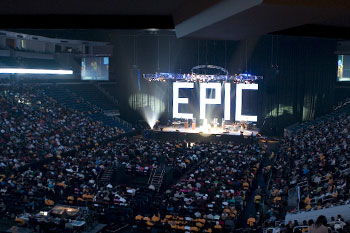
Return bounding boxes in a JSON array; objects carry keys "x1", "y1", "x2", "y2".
[{"x1": 175, "y1": 0, "x2": 263, "y2": 38}]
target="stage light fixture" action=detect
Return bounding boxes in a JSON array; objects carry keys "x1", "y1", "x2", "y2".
[{"x1": 143, "y1": 65, "x2": 262, "y2": 83}]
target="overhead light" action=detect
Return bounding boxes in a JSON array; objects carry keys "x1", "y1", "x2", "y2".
[{"x1": 0, "y1": 68, "x2": 73, "y2": 75}]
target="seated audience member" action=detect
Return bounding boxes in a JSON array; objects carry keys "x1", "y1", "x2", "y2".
[{"x1": 309, "y1": 215, "x2": 328, "y2": 233}]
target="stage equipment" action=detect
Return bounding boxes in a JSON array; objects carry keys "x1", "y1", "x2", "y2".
[{"x1": 143, "y1": 65, "x2": 263, "y2": 83}]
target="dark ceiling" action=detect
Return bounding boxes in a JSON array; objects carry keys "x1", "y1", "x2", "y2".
[{"x1": 1, "y1": 0, "x2": 350, "y2": 40}]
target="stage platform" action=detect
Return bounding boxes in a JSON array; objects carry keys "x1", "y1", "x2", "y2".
[
  {"x1": 146, "y1": 126, "x2": 259, "y2": 143},
  {"x1": 160, "y1": 126, "x2": 258, "y2": 136}
]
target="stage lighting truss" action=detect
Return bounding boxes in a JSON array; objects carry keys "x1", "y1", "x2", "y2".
[{"x1": 143, "y1": 65, "x2": 263, "y2": 83}]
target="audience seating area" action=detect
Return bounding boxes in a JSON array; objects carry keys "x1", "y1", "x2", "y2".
[
  {"x1": 42, "y1": 84, "x2": 130, "y2": 131},
  {"x1": 0, "y1": 57, "x2": 63, "y2": 70},
  {"x1": 261, "y1": 103, "x2": 350, "y2": 233},
  {"x1": 64, "y1": 84, "x2": 117, "y2": 111},
  {"x1": 19, "y1": 58, "x2": 61, "y2": 69},
  {"x1": 0, "y1": 83, "x2": 125, "y2": 171},
  {"x1": 100, "y1": 83, "x2": 119, "y2": 100},
  {"x1": 1, "y1": 128, "x2": 267, "y2": 232},
  {"x1": 0, "y1": 56, "x2": 19, "y2": 67},
  {"x1": 1, "y1": 79, "x2": 350, "y2": 233},
  {"x1": 285, "y1": 101, "x2": 350, "y2": 134},
  {"x1": 132, "y1": 143, "x2": 266, "y2": 232}
]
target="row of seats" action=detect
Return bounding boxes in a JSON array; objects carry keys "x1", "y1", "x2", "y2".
[
  {"x1": 64, "y1": 84, "x2": 117, "y2": 111},
  {"x1": 42, "y1": 84, "x2": 130, "y2": 131},
  {"x1": 0, "y1": 57, "x2": 62, "y2": 69},
  {"x1": 286, "y1": 103, "x2": 350, "y2": 133}
]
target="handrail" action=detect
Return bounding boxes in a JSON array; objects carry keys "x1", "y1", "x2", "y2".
[
  {"x1": 297, "y1": 181, "x2": 308, "y2": 187},
  {"x1": 261, "y1": 153, "x2": 278, "y2": 217},
  {"x1": 341, "y1": 167, "x2": 350, "y2": 175},
  {"x1": 334, "y1": 99, "x2": 350, "y2": 111},
  {"x1": 156, "y1": 167, "x2": 166, "y2": 192},
  {"x1": 114, "y1": 224, "x2": 129, "y2": 232},
  {"x1": 96, "y1": 167, "x2": 104, "y2": 181},
  {"x1": 264, "y1": 152, "x2": 278, "y2": 195},
  {"x1": 147, "y1": 167, "x2": 155, "y2": 185}
]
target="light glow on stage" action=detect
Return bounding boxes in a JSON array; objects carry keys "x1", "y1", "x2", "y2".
[
  {"x1": 145, "y1": 115, "x2": 158, "y2": 129},
  {"x1": 128, "y1": 93, "x2": 165, "y2": 129}
]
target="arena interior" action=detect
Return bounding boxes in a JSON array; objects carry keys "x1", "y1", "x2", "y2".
[{"x1": 1, "y1": 1, "x2": 350, "y2": 233}]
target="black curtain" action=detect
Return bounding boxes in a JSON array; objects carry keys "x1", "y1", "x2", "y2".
[{"x1": 251, "y1": 36, "x2": 337, "y2": 136}]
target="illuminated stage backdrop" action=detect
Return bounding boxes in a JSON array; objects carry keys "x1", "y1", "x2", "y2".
[
  {"x1": 143, "y1": 65, "x2": 262, "y2": 126},
  {"x1": 172, "y1": 81, "x2": 259, "y2": 123}
]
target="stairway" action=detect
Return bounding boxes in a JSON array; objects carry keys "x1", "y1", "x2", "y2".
[
  {"x1": 238, "y1": 153, "x2": 272, "y2": 229},
  {"x1": 99, "y1": 166, "x2": 115, "y2": 185},
  {"x1": 147, "y1": 165, "x2": 166, "y2": 192}
]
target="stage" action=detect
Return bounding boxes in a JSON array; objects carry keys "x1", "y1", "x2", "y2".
[
  {"x1": 146, "y1": 125, "x2": 259, "y2": 143},
  {"x1": 159, "y1": 126, "x2": 258, "y2": 136}
]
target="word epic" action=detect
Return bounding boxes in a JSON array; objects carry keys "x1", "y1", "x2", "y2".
[{"x1": 173, "y1": 82, "x2": 258, "y2": 122}]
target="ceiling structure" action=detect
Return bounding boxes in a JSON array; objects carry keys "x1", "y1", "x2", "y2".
[{"x1": 1, "y1": 0, "x2": 350, "y2": 40}]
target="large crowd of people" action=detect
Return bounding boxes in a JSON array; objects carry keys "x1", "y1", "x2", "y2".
[
  {"x1": 262, "y1": 111, "x2": 350, "y2": 231},
  {"x1": 2, "y1": 124, "x2": 261, "y2": 232},
  {"x1": 0, "y1": 84, "x2": 124, "y2": 171},
  {"x1": 132, "y1": 142, "x2": 265, "y2": 232},
  {"x1": 1, "y1": 80, "x2": 350, "y2": 233},
  {"x1": 0, "y1": 126, "x2": 268, "y2": 232}
]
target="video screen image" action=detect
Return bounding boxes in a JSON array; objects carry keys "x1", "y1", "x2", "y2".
[
  {"x1": 337, "y1": 55, "x2": 350, "y2": 82},
  {"x1": 81, "y1": 57, "x2": 109, "y2": 81}
]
